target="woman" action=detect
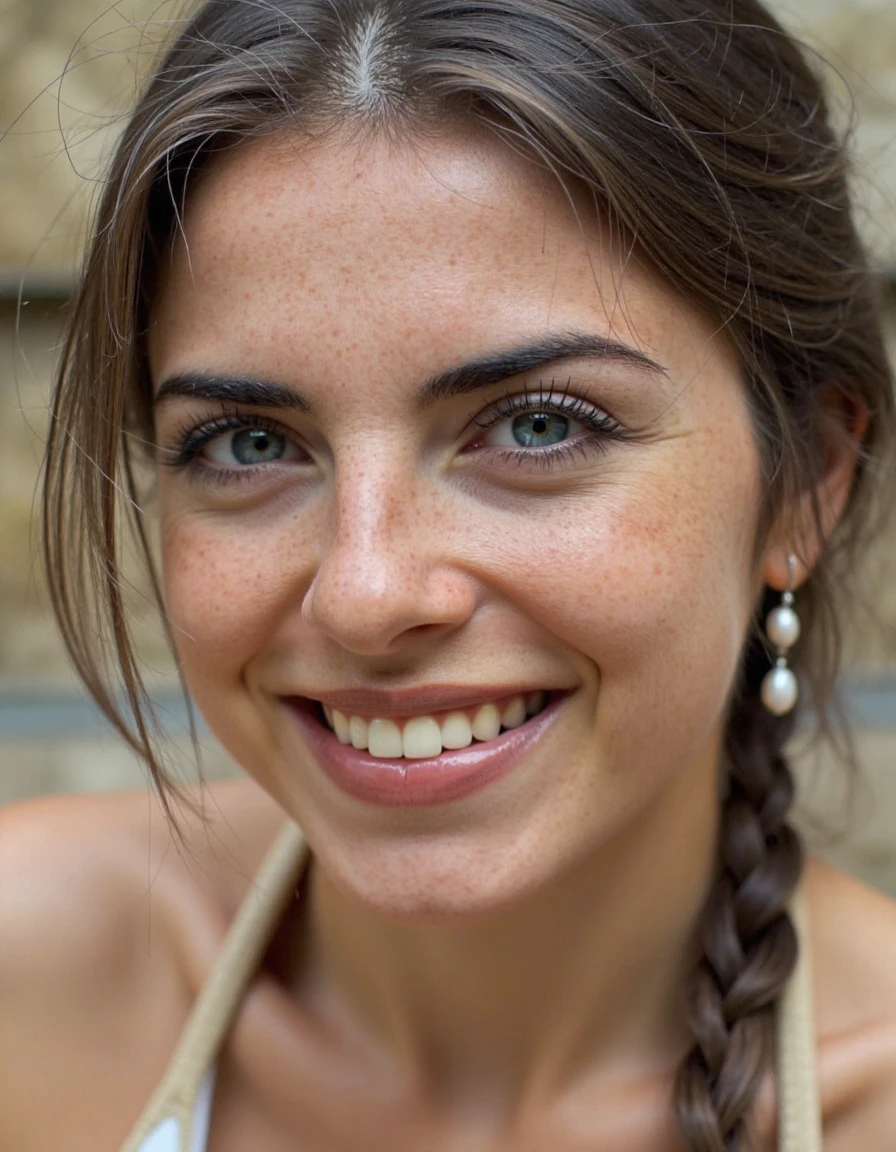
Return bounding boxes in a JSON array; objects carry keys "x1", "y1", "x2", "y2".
[{"x1": 2, "y1": 0, "x2": 895, "y2": 1148}]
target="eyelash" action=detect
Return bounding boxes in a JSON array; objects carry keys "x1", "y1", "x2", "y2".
[
  {"x1": 164, "y1": 409, "x2": 288, "y2": 480},
  {"x1": 162, "y1": 385, "x2": 629, "y2": 487},
  {"x1": 469, "y1": 384, "x2": 628, "y2": 470}
]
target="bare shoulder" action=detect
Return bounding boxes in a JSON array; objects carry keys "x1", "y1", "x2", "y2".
[
  {"x1": 806, "y1": 855, "x2": 896, "y2": 1028},
  {"x1": 803, "y1": 856, "x2": 896, "y2": 1144},
  {"x1": 0, "y1": 776, "x2": 288, "y2": 1152}
]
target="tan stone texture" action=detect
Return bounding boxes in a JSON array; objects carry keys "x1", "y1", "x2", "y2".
[
  {"x1": 0, "y1": 0, "x2": 893, "y2": 268},
  {"x1": 0, "y1": 301, "x2": 176, "y2": 683},
  {"x1": 0, "y1": 2, "x2": 894, "y2": 895},
  {"x1": 0, "y1": 0, "x2": 178, "y2": 268}
]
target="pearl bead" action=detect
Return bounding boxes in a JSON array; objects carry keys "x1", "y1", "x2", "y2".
[
  {"x1": 761, "y1": 666, "x2": 798, "y2": 715},
  {"x1": 766, "y1": 604, "x2": 801, "y2": 650}
]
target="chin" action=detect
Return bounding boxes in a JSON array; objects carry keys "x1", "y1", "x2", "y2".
[
  {"x1": 303, "y1": 813, "x2": 583, "y2": 921},
  {"x1": 337, "y1": 868, "x2": 538, "y2": 921}
]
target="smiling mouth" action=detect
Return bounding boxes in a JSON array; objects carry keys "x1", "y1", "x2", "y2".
[{"x1": 308, "y1": 690, "x2": 553, "y2": 760}]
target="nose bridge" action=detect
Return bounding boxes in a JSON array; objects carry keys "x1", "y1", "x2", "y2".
[
  {"x1": 332, "y1": 453, "x2": 421, "y2": 590},
  {"x1": 301, "y1": 449, "x2": 468, "y2": 651}
]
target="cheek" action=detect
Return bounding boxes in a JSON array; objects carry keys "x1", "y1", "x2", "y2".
[
  {"x1": 160, "y1": 510, "x2": 300, "y2": 683},
  {"x1": 474, "y1": 439, "x2": 761, "y2": 745},
  {"x1": 494, "y1": 475, "x2": 755, "y2": 660},
  {"x1": 160, "y1": 415, "x2": 760, "y2": 735}
]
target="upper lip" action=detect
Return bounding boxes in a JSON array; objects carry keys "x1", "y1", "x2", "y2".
[{"x1": 287, "y1": 685, "x2": 567, "y2": 717}]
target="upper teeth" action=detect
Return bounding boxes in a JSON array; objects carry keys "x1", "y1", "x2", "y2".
[{"x1": 322, "y1": 692, "x2": 547, "y2": 759}]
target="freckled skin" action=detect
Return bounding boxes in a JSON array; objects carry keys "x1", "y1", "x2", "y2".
[
  {"x1": 151, "y1": 130, "x2": 762, "y2": 923},
  {"x1": 143, "y1": 135, "x2": 896, "y2": 1141},
  {"x1": 144, "y1": 126, "x2": 807, "y2": 1117}
]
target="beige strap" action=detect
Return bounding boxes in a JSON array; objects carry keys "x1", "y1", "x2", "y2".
[
  {"x1": 118, "y1": 818, "x2": 309, "y2": 1152},
  {"x1": 120, "y1": 825, "x2": 821, "y2": 1151},
  {"x1": 775, "y1": 885, "x2": 823, "y2": 1152}
]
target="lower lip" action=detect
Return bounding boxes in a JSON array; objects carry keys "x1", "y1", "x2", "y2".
[{"x1": 285, "y1": 693, "x2": 568, "y2": 806}]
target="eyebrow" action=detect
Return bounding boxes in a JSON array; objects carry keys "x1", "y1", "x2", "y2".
[{"x1": 153, "y1": 332, "x2": 668, "y2": 413}]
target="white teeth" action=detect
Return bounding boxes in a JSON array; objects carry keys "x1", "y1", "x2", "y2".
[
  {"x1": 402, "y1": 716, "x2": 443, "y2": 759},
  {"x1": 500, "y1": 697, "x2": 527, "y2": 730},
  {"x1": 368, "y1": 718, "x2": 403, "y2": 758},
  {"x1": 440, "y1": 711, "x2": 474, "y2": 749},
  {"x1": 320, "y1": 692, "x2": 549, "y2": 759},
  {"x1": 332, "y1": 709, "x2": 351, "y2": 744},
  {"x1": 349, "y1": 715, "x2": 369, "y2": 750},
  {"x1": 471, "y1": 702, "x2": 501, "y2": 742}
]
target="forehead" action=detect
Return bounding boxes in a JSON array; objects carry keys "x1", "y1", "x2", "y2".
[{"x1": 148, "y1": 127, "x2": 731, "y2": 392}]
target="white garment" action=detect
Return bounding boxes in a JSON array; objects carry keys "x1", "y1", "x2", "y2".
[
  {"x1": 118, "y1": 820, "x2": 822, "y2": 1152},
  {"x1": 134, "y1": 1066, "x2": 216, "y2": 1152},
  {"x1": 117, "y1": 821, "x2": 307, "y2": 1152}
]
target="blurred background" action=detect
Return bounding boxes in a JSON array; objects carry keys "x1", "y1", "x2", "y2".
[{"x1": 0, "y1": 0, "x2": 894, "y2": 888}]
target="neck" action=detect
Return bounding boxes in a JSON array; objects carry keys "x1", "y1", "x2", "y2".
[{"x1": 300, "y1": 753, "x2": 719, "y2": 1122}]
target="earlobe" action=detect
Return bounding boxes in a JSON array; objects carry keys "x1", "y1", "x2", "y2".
[{"x1": 761, "y1": 395, "x2": 869, "y2": 590}]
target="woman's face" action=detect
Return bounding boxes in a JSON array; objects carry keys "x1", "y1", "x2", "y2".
[{"x1": 149, "y1": 128, "x2": 764, "y2": 915}]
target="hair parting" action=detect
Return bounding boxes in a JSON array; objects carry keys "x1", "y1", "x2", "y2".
[{"x1": 42, "y1": 1, "x2": 895, "y2": 1147}]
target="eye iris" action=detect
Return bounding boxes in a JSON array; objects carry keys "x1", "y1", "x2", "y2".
[
  {"x1": 231, "y1": 428, "x2": 285, "y2": 464},
  {"x1": 513, "y1": 412, "x2": 568, "y2": 448}
]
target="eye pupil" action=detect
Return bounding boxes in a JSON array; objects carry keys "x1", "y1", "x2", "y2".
[
  {"x1": 512, "y1": 411, "x2": 568, "y2": 448},
  {"x1": 231, "y1": 427, "x2": 285, "y2": 464}
]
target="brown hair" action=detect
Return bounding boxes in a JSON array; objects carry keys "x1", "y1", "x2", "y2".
[{"x1": 43, "y1": 1, "x2": 895, "y2": 1147}]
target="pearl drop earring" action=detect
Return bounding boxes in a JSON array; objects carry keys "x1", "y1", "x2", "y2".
[{"x1": 760, "y1": 554, "x2": 801, "y2": 716}]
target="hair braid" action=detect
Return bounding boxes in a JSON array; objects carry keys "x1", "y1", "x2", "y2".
[
  {"x1": 674, "y1": 617, "x2": 806, "y2": 1151},
  {"x1": 38, "y1": 0, "x2": 895, "y2": 1140}
]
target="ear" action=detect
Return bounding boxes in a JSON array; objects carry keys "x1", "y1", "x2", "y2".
[{"x1": 761, "y1": 392, "x2": 869, "y2": 590}]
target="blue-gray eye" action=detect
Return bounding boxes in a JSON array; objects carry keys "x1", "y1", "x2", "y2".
[
  {"x1": 488, "y1": 411, "x2": 573, "y2": 449},
  {"x1": 513, "y1": 412, "x2": 568, "y2": 447},
  {"x1": 205, "y1": 427, "x2": 300, "y2": 466}
]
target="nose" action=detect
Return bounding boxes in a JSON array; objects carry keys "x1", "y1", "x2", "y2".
[{"x1": 301, "y1": 462, "x2": 477, "y2": 656}]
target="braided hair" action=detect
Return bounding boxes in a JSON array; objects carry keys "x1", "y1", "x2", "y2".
[
  {"x1": 42, "y1": 1, "x2": 895, "y2": 1147},
  {"x1": 676, "y1": 598, "x2": 805, "y2": 1150}
]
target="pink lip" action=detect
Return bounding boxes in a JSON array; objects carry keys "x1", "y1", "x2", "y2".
[{"x1": 285, "y1": 693, "x2": 569, "y2": 806}]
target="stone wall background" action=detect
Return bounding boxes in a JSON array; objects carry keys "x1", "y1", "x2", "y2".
[
  {"x1": 0, "y1": 1, "x2": 895, "y2": 892},
  {"x1": 0, "y1": 0, "x2": 894, "y2": 270}
]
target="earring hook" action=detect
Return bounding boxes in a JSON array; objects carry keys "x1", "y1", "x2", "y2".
[{"x1": 786, "y1": 552, "x2": 798, "y2": 592}]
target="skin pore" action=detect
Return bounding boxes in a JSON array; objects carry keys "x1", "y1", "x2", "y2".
[{"x1": 146, "y1": 126, "x2": 832, "y2": 1141}]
